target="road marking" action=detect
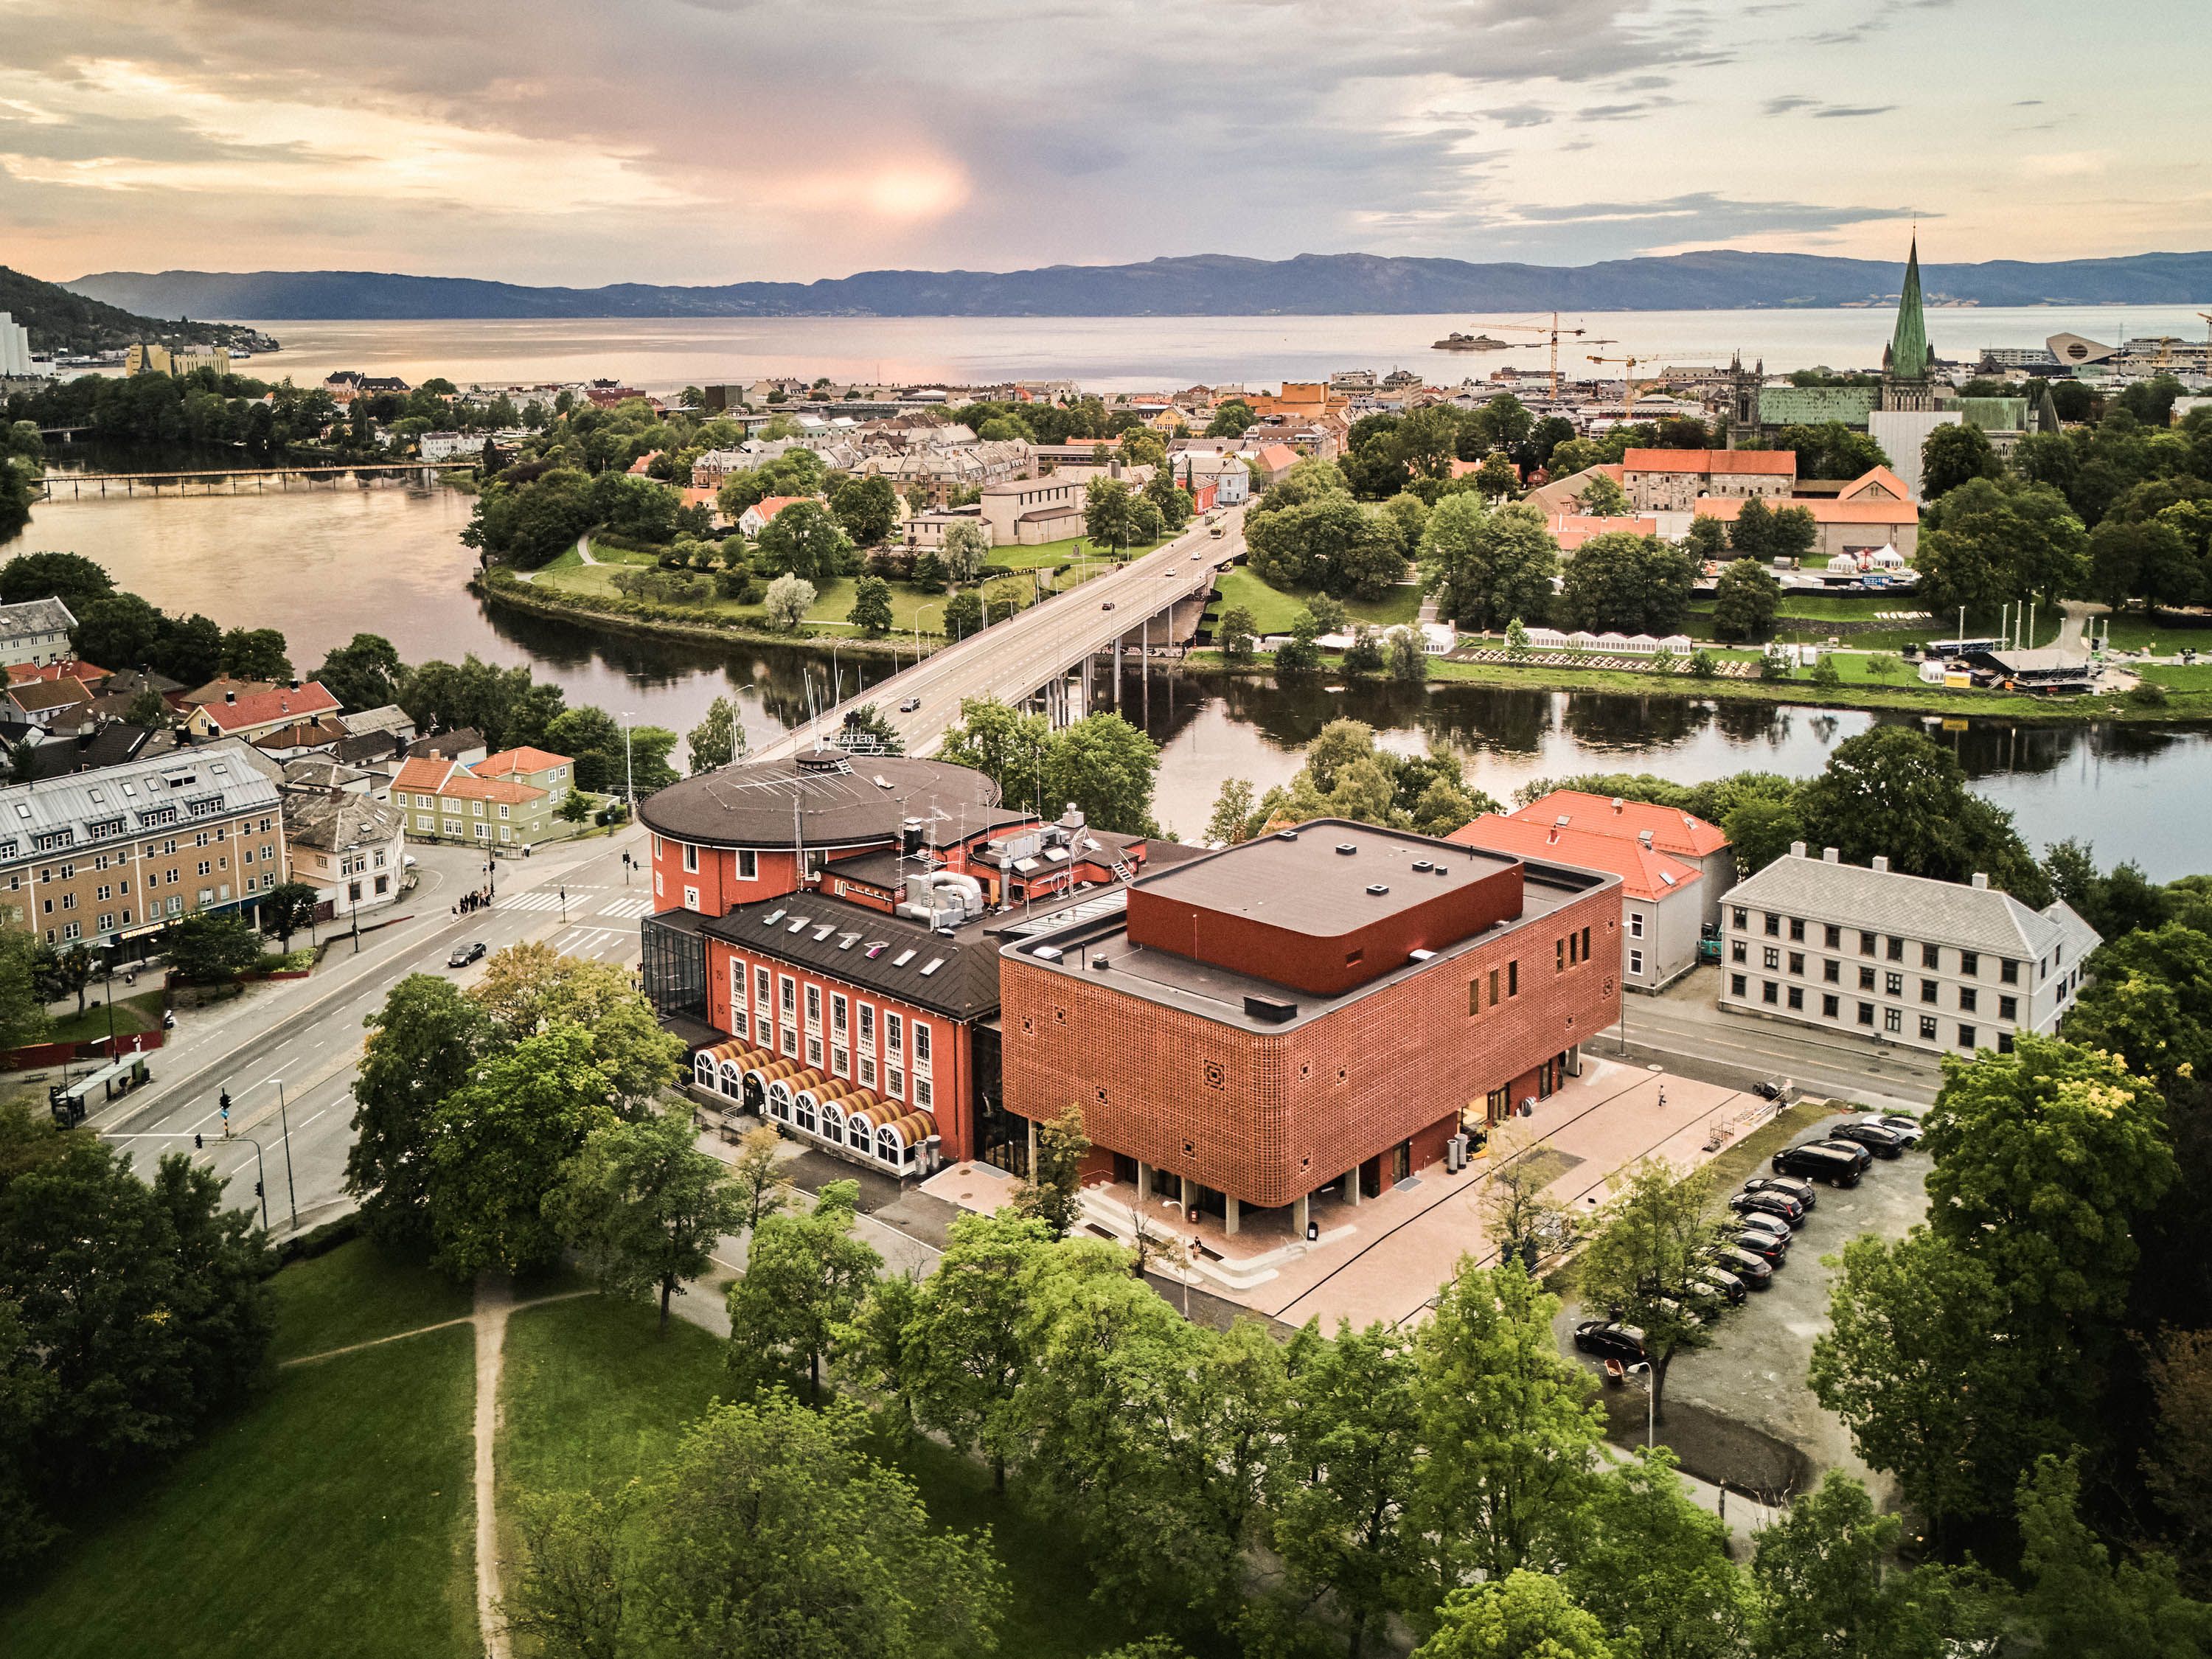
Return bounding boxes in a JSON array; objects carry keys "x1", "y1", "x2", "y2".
[
  {"x1": 499, "y1": 891, "x2": 569, "y2": 913},
  {"x1": 597, "y1": 896, "x2": 653, "y2": 919},
  {"x1": 554, "y1": 926, "x2": 626, "y2": 956}
]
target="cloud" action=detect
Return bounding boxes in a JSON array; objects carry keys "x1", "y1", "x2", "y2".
[{"x1": 1764, "y1": 95, "x2": 1899, "y2": 119}]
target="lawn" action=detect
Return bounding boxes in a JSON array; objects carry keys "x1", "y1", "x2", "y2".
[
  {"x1": 2143, "y1": 661, "x2": 2212, "y2": 691},
  {"x1": 499, "y1": 1293, "x2": 1181, "y2": 1659},
  {"x1": 990, "y1": 533, "x2": 1166, "y2": 572},
  {"x1": 0, "y1": 1259, "x2": 479, "y2": 1659},
  {"x1": 268, "y1": 1234, "x2": 477, "y2": 1364},
  {"x1": 44, "y1": 988, "x2": 164, "y2": 1046},
  {"x1": 1212, "y1": 566, "x2": 1424, "y2": 633}
]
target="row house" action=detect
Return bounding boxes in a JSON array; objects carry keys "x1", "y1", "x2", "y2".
[{"x1": 390, "y1": 745, "x2": 573, "y2": 850}]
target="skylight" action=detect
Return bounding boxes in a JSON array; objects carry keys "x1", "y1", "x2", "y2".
[
  {"x1": 919, "y1": 957, "x2": 944, "y2": 976},
  {"x1": 812, "y1": 925, "x2": 836, "y2": 942},
  {"x1": 865, "y1": 942, "x2": 888, "y2": 959},
  {"x1": 891, "y1": 948, "x2": 917, "y2": 967}
]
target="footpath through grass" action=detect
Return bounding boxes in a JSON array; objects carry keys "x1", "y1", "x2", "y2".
[
  {"x1": 499, "y1": 1293, "x2": 1175, "y2": 1659},
  {"x1": 0, "y1": 1237, "x2": 480, "y2": 1659}
]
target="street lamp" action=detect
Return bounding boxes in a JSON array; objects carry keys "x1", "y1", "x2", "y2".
[
  {"x1": 621, "y1": 711, "x2": 637, "y2": 818},
  {"x1": 264, "y1": 1075, "x2": 299, "y2": 1231},
  {"x1": 914, "y1": 602, "x2": 944, "y2": 661}
]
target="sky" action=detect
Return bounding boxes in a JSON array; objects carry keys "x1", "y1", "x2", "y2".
[{"x1": 2, "y1": 0, "x2": 2205, "y2": 288}]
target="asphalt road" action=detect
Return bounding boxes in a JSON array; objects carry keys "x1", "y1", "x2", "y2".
[
  {"x1": 750, "y1": 504, "x2": 1245, "y2": 764},
  {"x1": 92, "y1": 824, "x2": 652, "y2": 1235}
]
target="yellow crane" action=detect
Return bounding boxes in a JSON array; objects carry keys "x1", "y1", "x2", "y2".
[
  {"x1": 1585, "y1": 350, "x2": 1729, "y2": 423},
  {"x1": 1484, "y1": 314, "x2": 1617, "y2": 395}
]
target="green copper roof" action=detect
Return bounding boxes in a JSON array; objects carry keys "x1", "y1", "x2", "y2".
[{"x1": 1887, "y1": 237, "x2": 1932, "y2": 381}]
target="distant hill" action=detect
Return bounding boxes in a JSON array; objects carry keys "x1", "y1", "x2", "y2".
[
  {"x1": 0, "y1": 265, "x2": 274, "y2": 355},
  {"x1": 62, "y1": 249, "x2": 2212, "y2": 321}
]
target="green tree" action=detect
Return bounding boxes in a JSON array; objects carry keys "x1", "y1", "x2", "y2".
[
  {"x1": 1045, "y1": 713, "x2": 1161, "y2": 835},
  {"x1": 161, "y1": 912, "x2": 263, "y2": 983},
  {"x1": 943, "y1": 590, "x2": 984, "y2": 639},
  {"x1": 1568, "y1": 1449, "x2": 1750, "y2": 1659},
  {"x1": 1012, "y1": 1105, "x2": 1090, "y2": 1239},
  {"x1": 0, "y1": 549, "x2": 114, "y2": 613},
  {"x1": 1142, "y1": 467, "x2": 1195, "y2": 533},
  {"x1": 218, "y1": 626, "x2": 291, "y2": 681},
  {"x1": 1794, "y1": 726, "x2": 2042, "y2": 897},
  {"x1": 939, "y1": 697, "x2": 1051, "y2": 808},
  {"x1": 345, "y1": 974, "x2": 487, "y2": 1248},
  {"x1": 755, "y1": 499, "x2": 852, "y2": 580},
  {"x1": 1342, "y1": 625, "x2": 1386, "y2": 676},
  {"x1": 1422, "y1": 496, "x2": 1559, "y2": 632},
  {"x1": 762, "y1": 572, "x2": 817, "y2": 631},
  {"x1": 312, "y1": 632, "x2": 404, "y2": 712},
  {"x1": 901, "y1": 1210, "x2": 1052, "y2": 1490},
  {"x1": 1473, "y1": 453, "x2": 1520, "y2": 498},
  {"x1": 1408, "y1": 1258, "x2": 1604, "y2": 1604},
  {"x1": 1417, "y1": 1571, "x2": 1613, "y2": 1659},
  {"x1": 1576, "y1": 470, "x2": 1632, "y2": 517},
  {"x1": 1206, "y1": 778, "x2": 1256, "y2": 845},
  {"x1": 398, "y1": 653, "x2": 566, "y2": 752},
  {"x1": 1276, "y1": 1321, "x2": 1422, "y2": 1659},
  {"x1": 1708, "y1": 559, "x2": 1781, "y2": 643},
  {"x1": 685, "y1": 693, "x2": 741, "y2": 773},
  {"x1": 546, "y1": 1101, "x2": 747, "y2": 1333},
  {"x1": 1385, "y1": 627, "x2": 1428, "y2": 681},
  {"x1": 1215, "y1": 605, "x2": 1258, "y2": 661},
  {"x1": 0, "y1": 459, "x2": 32, "y2": 546},
  {"x1": 425, "y1": 1023, "x2": 622, "y2": 1279},
  {"x1": 31, "y1": 942, "x2": 94, "y2": 1017},
  {"x1": 1921, "y1": 421, "x2": 2001, "y2": 501},
  {"x1": 2090, "y1": 516, "x2": 2197, "y2": 612},
  {"x1": 261, "y1": 880, "x2": 321, "y2": 950},
  {"x1": 2017, "y1": 1454, "x2": 2212, "y2": 1659},
  {"x1": 1558, "y1": 533, "x2": 1697, "y2": 634},
  {"x1": 463, "y1": 944, "x2": 681, "y2": 1115},
  {"x1": 1206, "y1": 400, "x2": 1256, "y2": 437},
  {"x1": 2065, "y1": 922, "x2": 2212, "y2": 1095},
  {"x1": 911, "y1": 549, "x2": 947, "y2": 592},
  {"x1": 1919, "y1": 475, "x2": 2088, "y2": 615},
  {"x1": 1575, "y1": 1160, "x2": 1730, "y2": 1422},
  {"x1": 1720, "y1": 796, "x2": 1804, "y2": 876},
  {"x1": 726, "y1": 1180, "x2": 882, "y2": 1400},
  {"x1": 848, "y1": 574, "x2": 896, "y2": 639},
  {"x1": 1726, "y1": 494, "x2": 1778, "y2": 561},
  {"x1": 1750, "y1": 1474, "x2": 1964, "y2": 1659},
  {"x1": 828, "y1": 473, "x2": 897, "y2": 547},
  {"x1": 1683, "y1": 515, "x2": 1728, "y2": 563},
  {"x1": 940, "y1": 521, "x2": 990, "y2": 583},
  {"x1": 726, "y1": 1122, "x2": 794, "y2": 1234},
  {"x1": 1085, "y1": 477, "x2": 1143, "y2": 554},
  {"x1": 0, "y1": 933, "x2": 48, "y2": 1051},
  {"x1": 1274, "y1": 612, "x2": 1324, "y2": 672}
]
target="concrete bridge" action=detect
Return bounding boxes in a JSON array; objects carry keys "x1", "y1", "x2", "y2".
[
  {"x1": 751, "y1": 504, "x2": 1247, "y2": 764},
  {"x1": 34, "y1": 459, "x2": 475, "y2": 498}
]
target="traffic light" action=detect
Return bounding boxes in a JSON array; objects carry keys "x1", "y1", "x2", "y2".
[
  {"x1": 194, "y1": 1133, "x2": 204, "y2": 1150},
  {"x1": 254, "y1": 1181, "x2": 263, "y2": 1197},
  {"x1": 219, "y1": 1089, "x2": 232, "y2": 1118}
]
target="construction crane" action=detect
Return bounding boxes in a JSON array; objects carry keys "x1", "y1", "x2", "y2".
[
  {"x1": 1585, "y1": 350, "x2": 1729, "y2": 424},
  {"x1": 1484, "y1": 313, "x2": 1617, "y2": 395}
]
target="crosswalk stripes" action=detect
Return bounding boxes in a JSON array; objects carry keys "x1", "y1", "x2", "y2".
[
  {"x1": 597, "y1": 895, "x2": 654, "y2": 919},
  {"x1": 501, "y1": 891, "x2": 568, "y2": 913},
  {"x1": 554, "y1": 925, "x2": 633, "y2": 961}
]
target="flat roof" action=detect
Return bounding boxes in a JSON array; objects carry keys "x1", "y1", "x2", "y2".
[
  {"x1": 1132, "y1": 820, "x2": 1518, "y2": 933},
  {"x1": 640, "y1": 749, "x2": 1000, "y2": 851}
]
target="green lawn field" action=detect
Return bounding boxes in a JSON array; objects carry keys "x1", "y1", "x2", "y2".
[
  {"x1": 43, "y1": 989, "x2": 165, "y2": 1046},
  {"x1": 1212, "y1": 567, "x2": 1424, "y2": 634},
  {"x1": 0, "y1": 1239, "x2": 481, "y2": 1659}
]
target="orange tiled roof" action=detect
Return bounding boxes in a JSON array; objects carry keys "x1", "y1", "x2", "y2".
[
  {"x1": 197, "y1": 681, "x2": 341, "y2": 732},
  {"x1": 1449, "y1": 813, "x2": 1703, "y2": 904},
  {"x1": 743, "y1": 495, "x2": 813, "y2": 524},
  {"x1": 1691, "y1": 495, "x2": 1916, "y2": 525},
  {"x1": 393, "y1": 756, "x2": 546, "y2": 806},
  {"x1": 7, "y1": 658, "x2": 111, "y2": 687},
  {"x1": 1508, "y1": 788, "x2": 1730, "y2": 858},
  {"x1": 1622, "y1": 448, "x2": 1797, "y2": 476},
  {"x1": 1836, "y1": 464, "x2": 1915, "y2": 504},
  {"x1": 478, "y1": 747, "x2": 571, "y2": 778},
  {"x1": 1546, "y1": 513, "x2": 1657, "y2": 550}
]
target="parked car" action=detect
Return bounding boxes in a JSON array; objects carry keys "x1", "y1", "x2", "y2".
[
  {"x1": 1572, "y1": 1321, "x2": 1648, "y2": 1363},
  {"x1": 1849, "y1": 1111, "x2": 1924, "y2": 1147},
  {"x1": 1733, "y1": 1212, "x2": 1794, "y2": 1248},
  {"x1": 1729, "y1": 1189, "x2": 1806, "y2": 1227},
  {"x1": 1742, "y1": 1174, "x2": 1818, "y2": 1211},
  {"x1": 1809, "y1": 1136, "x2": 1874, "y2": 1172},
  {"x1": 1717, "y1": 1247, "x2": 1775, "y2": 1287},
  {"x1": 1752, "y1": 1077, "x2": 1792, "y2": 1101},
  {"x1": 1733, "y1": 1229, "x2": 1790, "y2": 1265},
  {"x1": 1827, "y1": 1121, "x2": 1910, "y2": 1160},
  {"x1": 448, "y1": 940, "x2": 487, "y2": 968},
  {"x1": 1773, "y1": 1142, "x2": 1864, "y2": 1186},
  {"x1": 1695, "y1": 1267, "x2": 1748, "y2": 1306}
]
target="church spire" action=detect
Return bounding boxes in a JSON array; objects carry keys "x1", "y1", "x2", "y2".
[{"x1": 1886, "y1": 233, "x2": 1931, "y2": 381}]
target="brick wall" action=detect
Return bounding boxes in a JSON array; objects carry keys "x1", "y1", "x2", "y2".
[{"x1": 1002, "y1": 882, "x2": 1621, "y2": 1208}]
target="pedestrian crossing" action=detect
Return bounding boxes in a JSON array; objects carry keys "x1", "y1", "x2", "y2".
[
  {"x1": 501, "y1": 890, "x2": 571, "y2": 913},
  {"x1": 597, "y1": 895, "x2": 655, "y2": 919},
  {"x1": 554, "y1": 926, "x2": 635, "y2": 961}
]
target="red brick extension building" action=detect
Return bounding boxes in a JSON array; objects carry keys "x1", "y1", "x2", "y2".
[{"x1": 999, "y1": 820, "x2": 1623, "y2": 1234}]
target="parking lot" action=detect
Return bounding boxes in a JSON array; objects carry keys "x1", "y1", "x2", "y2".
[{"x1": 1565, "y1": 1117, "x2": 1931, "y2": 1501}]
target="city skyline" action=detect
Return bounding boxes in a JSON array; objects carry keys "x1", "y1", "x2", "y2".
[{"x1": 3, "y1": 0, "x2": 2206, "y2": 289}]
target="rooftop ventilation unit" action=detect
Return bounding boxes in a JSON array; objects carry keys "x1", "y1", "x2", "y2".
[
  {"x1": 1091, "y1": 954, "x2": 1110, "y2": 970},
  {"x1": 1243, "y1": 993, "x2": 1298, "y2": 1023},
  {"x1": 1409, "y1": 948, "x2": 1436, "y2": 963},
  {"x1": 1336, "y1": 843, "x2": 1357, "y2": 855},
  {"x1": 1275, "y1": 830, "x2": 1299, "y2": 841},
  {"x1": 1033, "y1": 945, "x2": 1064, "y2": 961},
  {"x1": 1366, "y1": 883, "x2": 1389, "y2": 896},
  {"x1": 1411, "y1": 860, "x2": 1433, "y2": 872}
]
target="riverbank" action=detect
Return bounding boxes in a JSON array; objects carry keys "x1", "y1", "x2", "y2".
[
  {"x1": 1183, "y1": 650, "x2": 2212, "y2": 724},
  {"x1": 473, "y1": 568, "x2": 933, "y2": 662}
]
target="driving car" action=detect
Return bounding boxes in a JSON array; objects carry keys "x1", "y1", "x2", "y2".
[
  {"x1": 1571, "y1": 1321, "x2": 1648, "y2": 1363},
  {"x1": 1729, "y1": 1188, "x2": 1806, "y2": 1227},
  {"x1": 898, "y1": 696, "x2": 921, "y2": 713},
  {"x1": 1190, "y1": 550, "x2": 1204, "y2": 560},
  {"x1": 1826, "y1": 1120, "x2": 1910, "y2": 1159},
  {"x1": 1742, "y1": 1174, "x2": 1818, "y2": 1211},
  {"x1": 1733, "y1": 1229, "x2": 1790, "y2": 1265},
  {"x1": 1773, "y1": 1141, "x2": 1864, "y2": 1186},
  {"x1": 1101, "y1": 600, "x2": 1116, "y2": 611},
  {"x1": 1717, "y1": 1247, "x2": 1775, "y2": 1287},
  {"x1": 448, "y1": 940, "x2": 487, "y2": 968}
]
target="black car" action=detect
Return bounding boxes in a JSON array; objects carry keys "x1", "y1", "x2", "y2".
[
  {"x1": 1752, "y1": 1077, "x2": 1791, "y2": 1101},
  {"x1": 1773, "y1": 1142, "x2": 1864, "y2": 1186},
  {"x1": 1572, "y1": 1320, "x2": 1648, "y2": 1363},
  {"x1": 1729, "y1": 1189, "x2": 1806, "y2": 1227},
  {"x1": 1733, "y1": 1229, "x2": 1790, "y2": 1265},
  {"x1": 1742, "y1": 1174, "x2": 1818, "y2": 1211},
  {"x1": 1695, "y1": 1267, "x2": 1748, "y2": 1306},
  {"x1": 1850, "y1": 1111, "x2": 1924, "y2": 1147},
  {"x1": 1809, "y1": 1136, "x2": 1874, "y2": 1172},
  {"x1": 1827, "y1": 1121, "x2": 1908, "y2": 1160},
  {"x1": 448, "y1": 940, "x2": 487, "y2": 968},
  {"x1": 1717, "y1": 1247, "x2": 1775, "y2": 1287}
]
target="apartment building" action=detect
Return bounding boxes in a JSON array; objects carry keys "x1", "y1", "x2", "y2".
[
  {"x1": 390, "y1": 745, "x2": 573, "y2": 850},
  {"x1": 0, "y1": 740, "x2": 288, "y2": 948},
  {"x1": 1717, "y1": 844, "x2": 2100, "y2": 1056},
  {"x1": 0, "y1": 598, "x2": 77, "y2": 669}
]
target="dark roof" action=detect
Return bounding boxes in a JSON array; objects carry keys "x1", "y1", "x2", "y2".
[
  {"x1": 406, "y1": 728, "x2": 485, "y2": 759},
  {"x1": 334, "y1": 731, "x2": 406, "y2": 768},
  {"x1": 824, "y1": 848, "x2": 911, "y2": 893},
  {"x1": 11, "y1": 723, "x2": 161, "y2": 782},
  {"x1": 703, "y1": 891, "x2": 1026, "y2": 1022},
  {"x1": 1136, "y1": 820, "x2": 1523, "y2": 933},
  {"x1": 641, "y1": 750, "x2": 1000, "y2": 852}
]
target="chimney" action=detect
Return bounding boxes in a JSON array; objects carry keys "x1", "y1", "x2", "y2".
[
  {"x1": 1790, "y1": 841, "x2": 1807, "y2": 859},
  {"x1": 1638, "y1": 830, "x2": 1654, "y2": 849},
  {"x1": 1823, "y1": 846, "x2": 1839, "y2": 863},
  {"x1": 1872, "y1": 855, "x2": 1890, "y2": 873},
  {"x1": 1971, "y1": 872, "x2": 1989, "y2": 890},
  {"x1": 1611, "y1": 797, "x2": 1624, "y2": 814},
  {"x1": 225, "y1": 689, "x2": 237, "y2": 703}
]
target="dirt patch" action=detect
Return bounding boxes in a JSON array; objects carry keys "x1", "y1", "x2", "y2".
[
  {"x1": 1513, "y1": 1147, "x2": 1585, "y2": 1189},
  {"x1": 1601, "y1": 1391, "x2": 1812, "y2": 1501}
]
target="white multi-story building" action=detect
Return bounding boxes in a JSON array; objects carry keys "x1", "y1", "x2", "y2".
[
  {"x1": 1718, "y1": 843, "x2": 2099, "y2": 1057},
  {"x1": 1, "y1": 312, "x2": 40, "y2": 378}
]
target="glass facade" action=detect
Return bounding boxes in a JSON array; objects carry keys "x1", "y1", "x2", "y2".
[{"x1": 641, "y1": 914, "x2": 706, "y2": 1022}]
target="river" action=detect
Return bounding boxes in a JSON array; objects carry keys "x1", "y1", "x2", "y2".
[
  {"x1": 18, "y1": 478, "x2": 2209, "y2": 878},
  {"x1": 197, "y1": 306, "x2": 2212, "y2": 394}
]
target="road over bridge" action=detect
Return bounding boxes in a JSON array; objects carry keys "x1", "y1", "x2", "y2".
[{"x1": 751, "y1": 503, "x2": 1248, "y2": 763}]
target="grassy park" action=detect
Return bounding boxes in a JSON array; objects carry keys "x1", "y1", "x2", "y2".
[{"x1": 1209, "y1": 566, "x2": 1423, "y2": 633}]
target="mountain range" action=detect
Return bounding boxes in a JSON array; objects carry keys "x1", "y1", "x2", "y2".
[
  {"x1": 1, "y1": 265, "x2": 269, "y2": 354},
  {"x1": 61, "y1": 249, "x2": 2212, "y2": 321}
]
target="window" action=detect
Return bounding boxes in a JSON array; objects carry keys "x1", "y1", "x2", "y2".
[
  {"x1": 683, "y1": 886, "x2": 699, "y2": 910},
  {"x1": 780, "y1": 975, "x2": 796, "y2": 1015},
  {"x1": 1958, "y1": 1024, "x2": 1977, "y2": 1049},
  {"x1": 1468, "y1": 979, "x2": 1484, "y2": 1016},
  {"x1": 1888, "y1": 936, "x2": 1905, "y2": 961},
  {"x1": 887, "y1": 1012, "x2": 904, "y2": 1055},
  {"x1": 1487, "y1": 967, "x2": 1500, "y2": 1006},
  {"x1": 1787, "y1": 986, "x2": 1804, "y2": 1010},
  {"x1": 1859, "y1": 965, "x2": 1876, "y2": 991},
  {"x1": 1824, "y1": 925, "x2": 1841, "y2": 949},
  {"x1": 832, "y1": 994, "x2": 848, "y2": 1035},
  {"x1": 1860, "y1": 930, "x2": 1877, "y2": 956},
  {"x1": 1731, "y1": 940, "x2": 1746, "y2": 964},
  {"x1": 807, "y1": 1035, "x2": 823, "y2": 1066},
  {"x1": 1762, "y1": 981, "x2": 1779, "y2": 1005},
  {"x1": 916, "y1": 1077, "x2": 933, "y2": 1110},
  {"x1": 1919, "y1": 1015, "x2": 1938, "y2": 1042},
  {"x1": 1885, "y1": 970, "x2": 1904, "y2": 996},
  {"x1": 860, "y1": 1055, "x2": 877, "y2": 1088},
  {"x1": 804, "y1": 984, "x2": 821, "y2": 1026},
  {"x1": 1920, "y1": 978, "x2": 1938, "y2": 1004},
  {"x1": 683, "y1": 842, "x2": 699, "y2": 874},
  {"x1": 1508, "y1": 961, "x2": 1518, "y2": 997},
  {"x1": 1958, "y1": 987, "x2": 1978, "y2": 1013},
  {"x1": 1732, "y1": 906, "x2": 1748, "y2": 930},
  {"x1": 832, "y1": 1046, "x2": 849, "y2": 1078},
  {"x1": 1763, "y1": 946, "x2": 1780, "y2": 970},
  {"x1": 1997, "y1": 1032, "x2": 2014, "y2": 1054},
  {"x1": 737, "y1": 849, "x2": 758, "y2": 880},
  {"x1": 474, "y1": 823, "x2": 488, "y2": 841},
  {"x1": 1788, "y1": 952, "x2": 1804, "y2": 976},
  {"x1": 1556, "y1": 939, "x2": 1565, "y2": 973},
  {"x1": 858, "y1": 1004, "x2": 874, "y2": 1050},
  {"x1": 1764, "y1": 913, "x2": 1781, "y2": 936},
  {"x1": 2000, "y1": 959, "x2": 2020, "y2": 984},
  {"x1": 1999, "y1": 994, "x2": 2017, "y2": 1021},
  {"x1": 755, "y1": 966, "x2": 771, "y2": 1009},
  {"x1": 1858, "y1": 1001, "x2": 1875, "y2": 1026},
  {"x1": 913, "y1": 1022, "x2": 932, "y2": 1070},
  {"x1": 1731, "y1": 973, "x2": 1747, "y2": 997},
  {"x1": 1885, "y1": 1006, "x2": 1903, "y2": 1033},
  {"x1": 1823, "y1": 959, "x2": 1840, "y2": 984},
  {"x1": 1629, "y1": 911, "x2": 1644, "y2": 939},
  {"x1": 886, "y1": 1068, "x2": 904, "y2": 1101},
  {"x1": 1959, "y1": 950, "x2": 1980, "y2": 978},
  {"x1": 1627, "y1": 949, "x2": 1644, "y2": 976},
  {"x1": 779, "y1": 1020, "x2": 796, "y2": 1056},
  {"x1": 1789, "y1": 918, "x2": 1805, "y2": 942},
  {"x1": 1922, "y1": 942, "x2": 1941, "y2": 970}
]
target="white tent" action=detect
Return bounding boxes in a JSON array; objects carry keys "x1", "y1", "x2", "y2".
[
  {"x1": 1867, "y1": 543, "x2": 1906, "y2": 568},
  {"x1": 1827, "y1": 552, "x2": 1863, "y2": 574}
]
